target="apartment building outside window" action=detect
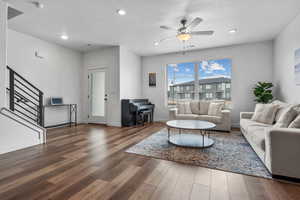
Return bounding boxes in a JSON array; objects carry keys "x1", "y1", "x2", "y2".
[{"x1": 167, "y1": 59, "x2": 232, "y2": 105}]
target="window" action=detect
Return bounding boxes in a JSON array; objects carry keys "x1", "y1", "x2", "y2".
[{"x1": 167, "y1": 59, "x2": 232, "y2": 105}]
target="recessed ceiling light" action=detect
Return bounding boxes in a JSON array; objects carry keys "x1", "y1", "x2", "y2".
[
  {"x1": 61, "y1": 34, "x2": 69, "y2": 40},
  {"x1": 154, "y1": 41, "x2": 159, "y2": 46},
  {"x1": 117, "y1": 9, "x2": 126, "y2": 16},
  {"x1": 229, "y1": 29, "x2": 237, "y2": 34}
]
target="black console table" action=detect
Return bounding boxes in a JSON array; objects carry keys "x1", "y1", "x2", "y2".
[{"x1": 43, "y1": 104, "x2": 77, "y2": 128}]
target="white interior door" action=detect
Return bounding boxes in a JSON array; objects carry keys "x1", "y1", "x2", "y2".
[{"x1": 88, "y1": 68, "x2": 107, "y2": 124}]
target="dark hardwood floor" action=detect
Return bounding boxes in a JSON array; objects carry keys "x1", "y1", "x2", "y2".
[{"x1": 1, "y1": 123, "x2": 300, "y2": 200}]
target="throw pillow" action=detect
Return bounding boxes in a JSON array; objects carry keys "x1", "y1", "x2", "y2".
[
  {"x1": 199, "y1": 101, "x2": 211, "y2": 115},
  {"x1": 251, "y1": 104, "x2": 280, "y2": 125},
  {"x1": 184, "y1": 102, "x2": 192, "y2": 114},
  {"x1": 271, "y1": 100, "x2": 291, "y2": 122},
  {"x1": 273, "y1": 106, "x2": 298, "y2": 128},
  {"x1": 190, "y1": 101, "x2": 200, "y2": 114},
  {"x1": 177, "y1": 103, "x2": 185, "y2": 114},
  {"x1": 208, "y1": 102, "x2": 224, "y2": 116},
  {"x1": 289, "y1": 115, "x2": 300, "y2": 128},
  {"x1": 177, "y1": 102, "x2": 192, "y2": 114}
]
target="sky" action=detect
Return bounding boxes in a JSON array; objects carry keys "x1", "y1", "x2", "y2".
[{"x1": 167, "y1": 58, "x2": 232, "y2": 85}]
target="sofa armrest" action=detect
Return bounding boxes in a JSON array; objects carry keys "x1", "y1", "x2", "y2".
[
  {"x1": 169, "y1": 108, "x2": 178, "y2": 120},
  {"x1": 240, "y1": 112, "x2": 254, "y2": 119},
  {"x1": 220, "y1": 109, "x2": 231, "y2": 131},
  {"x1": 265, "y1": 128, "x2": 300, "y2": 178}
]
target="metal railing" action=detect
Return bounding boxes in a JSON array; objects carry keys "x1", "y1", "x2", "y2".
[{"x1": 7, "y1": 66, "x2": 44, "y2": 127}]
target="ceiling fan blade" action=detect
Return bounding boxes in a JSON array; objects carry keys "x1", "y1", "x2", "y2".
[
  {"x1": 187, "y1": 17, "x2": 202, "y2": 29},
  {"x1": 159, "y1": 35, "x2": 176, "y2": 42},
  {"x1": 190, "y1": 30, "x2": 214, "y2": 35},
  {"x1": 160, "y1": 25, "x2": 176, "y2": 30}
]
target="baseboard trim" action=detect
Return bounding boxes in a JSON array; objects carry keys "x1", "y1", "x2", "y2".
[
  {"x1": 272, "y1": 174, "x2": 300, "y2": 183},
  {"x1": 107, "y1": 122, "x2": 121, "y2": 127}
]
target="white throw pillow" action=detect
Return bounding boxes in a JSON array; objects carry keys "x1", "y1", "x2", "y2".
[
  {"x1": 177, "y1": 103, "x2": 185, "y2": 114},
  {"x1": 273, "y1": 106, "x2": 298, "y2": 128},
  {"x1": 184, "y1": 102, "x2": 192, "y2": 114},
  {"x1": 190, "y1": 101, "x2": 200, "y2": 114},
  {"x1": 177, "y1": 102, "x2": 192, "y2": 114},
  {"x1": 199, "y1": 101, "x2": 211, "y2": 115},
  {"x1": 208, "y1": 102, "x2": 224, "y2": 116},
  {"x1": 251, "y1": 104, "x2": 280, "y2": 125},
  {"x1": 289, "y1": 115, "x2": 300, "y2": 128}
]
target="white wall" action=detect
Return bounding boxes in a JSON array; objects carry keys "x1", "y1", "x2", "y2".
[
  {"x1": 0, "y1": 109, "x2": 44, "y2": 155},
  {"x1": 0, "y1": 2, "x2": 7, "y2": 108},
  {"x1": 142, "y1": 41, "x2": 273, "y2": 126},
  {"x1": 119, "y1": 46, "x2": 142, "y2": 99},
  {"x1": 83, "y1": 46, "x2": 121, "y2": 126},
  {"x1": 7, "y1": 29, "x2": 83, "y2": 127},
  {"x1": 274, "y1": 12, "x2": 300, "y2": 103}
]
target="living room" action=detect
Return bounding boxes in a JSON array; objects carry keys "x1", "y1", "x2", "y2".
[{"x1": 1, "y1": 0, "x2": 300, "y2": 199}]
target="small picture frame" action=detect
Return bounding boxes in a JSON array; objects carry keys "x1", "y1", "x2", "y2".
[{"x1": 149, "y1": 73, "x2": 156, "y2": 87}]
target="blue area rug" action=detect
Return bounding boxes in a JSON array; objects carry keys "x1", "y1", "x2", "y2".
[{"x1": 126, "y1": 129, "x2": 271, "y2": 179}]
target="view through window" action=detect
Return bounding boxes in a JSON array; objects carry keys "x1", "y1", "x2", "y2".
[{"x1": 167, "y1": 59, "x2": 232, "y2": 105}]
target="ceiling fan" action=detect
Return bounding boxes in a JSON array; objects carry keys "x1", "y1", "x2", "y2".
[{"x1": 157, "y1": 17, "x2": 214, "y2": 45}]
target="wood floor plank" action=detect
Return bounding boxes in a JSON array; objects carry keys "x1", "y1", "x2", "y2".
[
  {"x1": 227, "y1": 172, "x2": 250, "y2": 200},
  {"x1": 190, "y1": 183, "x2": 210, "y2": 200},
  {"x1": 210, "y1": 169, "x2": 230, "y2": 200},
  {"x1": 128, "y1": 183, "x2": 156, "y2": 200},
  {"x1": 68, "y1": 179, "x2": 108, "y2": 200}
]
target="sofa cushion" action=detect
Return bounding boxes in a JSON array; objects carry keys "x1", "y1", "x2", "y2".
[
  {"x1": 247, "y1": 126, "x2": 267, "y2": 151},
  {"x1": 240, "y1": 119, "x2": 272, "y2": 133},
  {"x1": 208, "y1": 102, "x2": 224, "y2": 117},
  {"x1": 197, "y1": 115, "x2": 222, "y2": 124},
  {"x1": 190, "y1": 101, "x2": 201, "y2": 114},
  {"x1": 273, "y1": 106, "x2": 298, "y2": 128},
  {"x1": 175, "y1": 114, "x2": 199, "y2": 120},
  {"x1": 289, "y1": 114, "x2": 300, "y2": 128},
  {"x1": 199, "y1": 101, "x2": 210, "y2": 115},
  {"x1": 251, "y1": 104, "x2": 280, "y2": 125}
]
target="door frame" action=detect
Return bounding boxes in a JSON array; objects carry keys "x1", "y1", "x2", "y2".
[{"x1": 87, "y1": 67, "x2": 108, "y2": 124}]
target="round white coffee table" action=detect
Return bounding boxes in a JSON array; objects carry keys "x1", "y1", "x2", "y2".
[{"x1": 166, "y1": 120, "x2": 216, "y2": 148}]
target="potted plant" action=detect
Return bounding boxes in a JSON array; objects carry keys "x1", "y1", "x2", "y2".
[{"x1": 253, "y1": 82, "x2": 274, "y2": 103}]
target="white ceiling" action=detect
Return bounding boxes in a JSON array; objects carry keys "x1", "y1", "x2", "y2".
[{"x1": 6, "y1": 0, "x2": 300, "y2": 56}]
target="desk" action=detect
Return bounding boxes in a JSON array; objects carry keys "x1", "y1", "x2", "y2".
[{"x1": 43, "y1": 104, "x2": 77, "y2": 128}]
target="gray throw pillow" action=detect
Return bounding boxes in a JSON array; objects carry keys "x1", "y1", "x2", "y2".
[
  {"x1": 251, "y1": 104, "x2": 280, "y2": 125},
  {"x1": 288, "y1": 115, "x2": 300, "y2": 128},
  {"x1": 273, "y1": 106, "x2": 298, "y2": 128}
]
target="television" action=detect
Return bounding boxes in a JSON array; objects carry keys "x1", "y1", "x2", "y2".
[{"x1": 50, "y1": 97, "x2": 63, "y2": 105}]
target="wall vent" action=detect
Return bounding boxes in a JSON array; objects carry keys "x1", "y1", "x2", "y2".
[{"x1": 8, "y1": 6, "x2": 23, "y2": 20}]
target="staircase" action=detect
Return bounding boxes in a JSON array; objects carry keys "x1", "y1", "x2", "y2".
[{"x1": 0, "y1": 66, "x2": 46, "y2": 155}]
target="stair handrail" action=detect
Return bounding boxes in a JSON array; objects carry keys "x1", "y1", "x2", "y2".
[
  {"x1": 6, "y1": 66, "x2": 44, "y2": 127},
  {"x1": 0, "y1": 107, "x2": 47, "y2": 144}
]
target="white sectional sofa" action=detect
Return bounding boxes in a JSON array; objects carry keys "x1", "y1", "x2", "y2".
[
  {"x1": 169, "y1": 101, "x2": 231, "y2": 132},
  {"x1": 240, "y1": 101, "x2": 300, "y2": 180}
]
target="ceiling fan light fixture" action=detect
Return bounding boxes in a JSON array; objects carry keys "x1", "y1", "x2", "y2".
[
  {"x1": 176, "y1": 33, "x2": 191, "y2": 41},
  {"x1": 229, "y1": 28, "x2": 237, "y2": 34}
]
